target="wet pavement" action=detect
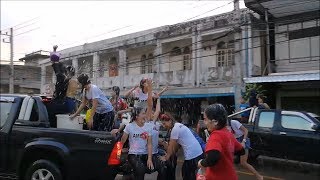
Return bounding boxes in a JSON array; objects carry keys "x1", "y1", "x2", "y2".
[{"x1": 115, "y1": 149, "x2": 320, "y2": 180}]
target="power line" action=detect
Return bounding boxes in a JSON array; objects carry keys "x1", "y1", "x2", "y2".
[
  {"x1": 1, "y1": 16, "x2": 39, "y2": 31},
  {"x1": 15, "y1": 27, "x2": 40, "y2": 37},
  {"x1": 12, "y1": 30, "x2": 320, "y2": 80},
  {"x1": 181, "y1": 0, "x2": 234, "y2": 22}
]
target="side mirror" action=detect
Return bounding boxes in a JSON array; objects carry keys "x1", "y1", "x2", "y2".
[{"x1": 312, "y1": 124, "x2": 320, "y2": 131}]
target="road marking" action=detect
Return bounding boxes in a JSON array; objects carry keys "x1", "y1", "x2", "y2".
[{"x1": 236, "y1": 170, "x2": 285, "y2": 180}]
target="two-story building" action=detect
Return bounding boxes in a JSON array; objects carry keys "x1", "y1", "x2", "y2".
[
  {"x1": 39, "y1": 2, "x2": 265, "y2": 122},
  {"x1": 244, "y1": 0, "x2": 320, "y2": 114},
  {"x1": 0, "y1": 50, "x2": 50, "y2": 94}
]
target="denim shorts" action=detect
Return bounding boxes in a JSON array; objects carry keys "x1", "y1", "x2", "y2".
[{"x1": 236, "y1": 135, "x2": 251, "y2": 150}]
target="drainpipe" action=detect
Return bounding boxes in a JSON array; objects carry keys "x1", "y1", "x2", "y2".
[
  {"x1": 248, "y1": 15, "x2": 253, "y2": 77},
  {"x1": 265, "y1": 9, "x2": 271, "y2": 75},
  {"x1": 245, "y1": 19, "x2": 249, "y2": 77}
]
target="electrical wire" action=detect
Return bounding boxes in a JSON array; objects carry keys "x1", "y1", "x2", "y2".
[{"x1": 7, "y1": 32, "x2": 319, "y2": 80}]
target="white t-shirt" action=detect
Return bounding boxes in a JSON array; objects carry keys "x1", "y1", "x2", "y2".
[
  {"x1": 230, "y1": 120, "x2": 244, "y2": 138},
  {"x1": 84, "y1": 84, "x2": 113, "y2": 114},
  {"x1": 132, "y1": 89, "x2": 148, "y2": 108},
  {"x1": 170, "y1": 123, "x2": 203, "y2": 160},
  {"x1": 145, "y1": 120, "x2": 161, "y2": 154},
  {"x1": 133, "y1": 89, "x2": 148, "y2": 101},
  {"x1": 124, "y1": 121, "x2": 152, "y2": 155}
]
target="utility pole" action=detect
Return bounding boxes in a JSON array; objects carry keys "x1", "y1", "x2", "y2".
[
  {"x1": 10, "y1": 28, "x2": 14, "y2": 93},
  {"x1": 233, "y1": 0, "x2": 242, "y2": 111},
  {"x1": 265, "y1": 9, "x2": 271, "y2": 75},
  {"x1": 1, "y1": 28, "x2": 14, "y2": 93}
]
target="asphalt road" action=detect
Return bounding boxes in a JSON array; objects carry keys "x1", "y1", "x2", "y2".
[{"x1": 115, "y1": 150, "x2": 320, "y2": 180}]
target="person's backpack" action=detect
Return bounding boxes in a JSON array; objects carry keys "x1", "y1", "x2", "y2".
[{"x1": 189, "y1": 128, "x2": 206, "y2": 152}]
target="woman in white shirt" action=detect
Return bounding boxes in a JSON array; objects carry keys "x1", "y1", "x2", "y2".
[
  {"x1": 230, "y1": 120, "x2": 263, "y2": 180},
  {"x1": 120, "y1": 79, "x2": 154, "y2": 180},
  {"x1": 159, "y1": 112, "x2": 204, "y2": 180}
]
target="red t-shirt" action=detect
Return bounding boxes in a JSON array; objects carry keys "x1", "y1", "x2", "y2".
[
  {"x1": 205, "y1": 127, "x2": 243, "y2": 180},
  {"x1": 111, "y1": 97, "x2": 128, "y2": 112}
]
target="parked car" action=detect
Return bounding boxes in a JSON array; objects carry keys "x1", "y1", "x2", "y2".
[
  {"x1": 228, "y1": 107, "x2": 320, "y2": 164},
  {"x1": 0, "y1": 94, "x2": 122, "y2": 180}
]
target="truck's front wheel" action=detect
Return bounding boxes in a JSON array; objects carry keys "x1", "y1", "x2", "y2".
[{"x1": 25, "y1": 159, "x2": 62, "y2": 180}]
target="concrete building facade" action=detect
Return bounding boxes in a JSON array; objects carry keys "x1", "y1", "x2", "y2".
[
  {"x1": 244, "y1": 0, "x2": 320, "y2": 114},
  {"x1": 38, "y1": 5, "x2": 264, "y2": 118}
]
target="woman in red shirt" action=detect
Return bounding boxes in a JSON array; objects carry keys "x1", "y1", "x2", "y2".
[{"x1": 197, "y1": 104, "x2": 245, "y2": 180}]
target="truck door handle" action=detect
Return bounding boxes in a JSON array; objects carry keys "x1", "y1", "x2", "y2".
[{"x1": 280, "y1": 132, "x2": 286, "y2": 135}]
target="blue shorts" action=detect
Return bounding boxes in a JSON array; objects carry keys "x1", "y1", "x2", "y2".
[{"x1": 236, "y1": 135, "x2": 251, "y2": 150}]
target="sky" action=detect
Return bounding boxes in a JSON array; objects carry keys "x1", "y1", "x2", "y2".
[{"x1": 0, "y1": 0, "x2": 246, "y2": 65}]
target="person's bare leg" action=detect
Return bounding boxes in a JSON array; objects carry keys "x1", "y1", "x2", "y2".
[{"x1": 240, "y1": 150, "x2": 263, "y2": 180}]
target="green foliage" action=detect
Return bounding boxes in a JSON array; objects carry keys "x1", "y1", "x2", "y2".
[{"x1": 243, "y1": 83, "x2": 267, "y2": 100}]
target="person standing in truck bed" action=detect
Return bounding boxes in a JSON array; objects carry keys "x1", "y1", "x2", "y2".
[{"x1": 71, "y1": 74, "x2": 114, "y2": 131}]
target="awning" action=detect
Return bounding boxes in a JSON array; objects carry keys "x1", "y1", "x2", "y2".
[
  {"x1": 160, "y1": 93, "x2": 234, "y2": 99},
  {"x1": 244, "y1": 0, "x2": 320, "y2": 18},
  {"x1": 243, "y1": 72, "x2": 320, "y2": 83}
]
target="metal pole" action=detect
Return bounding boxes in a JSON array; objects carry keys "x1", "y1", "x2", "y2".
[
  {"x1": 265, "y1": 9, "x2": 271, "y2": 75},
  {"x1": 9, "y1": 28, "x2": 14, "y2": 93}
]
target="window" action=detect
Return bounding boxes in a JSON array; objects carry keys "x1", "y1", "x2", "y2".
[
  {"x1": 258, "y1": 112, "x2": 275, "y2": 128},
  {"x1": 183, "y1": 47, "x2": 191, "y2": 70},
  {"x1": 183, "y1": 55, "x2": 191, "y2": 70},
  {"x1": 109, "y1": 57, "x2": 118, "y2": 77},
  {"x1": 216, "y1": 41, "x2": 234, "y2": 67},
  {"x1": 0, "y1": 100, "x2": 14, "y2": 128},
  {"x1": 289, "y1": 26, "x2": 320, "y2": 40},
  {"x1": 183, "y1": 47, "x2": 190, "y2": 54},
  {"x1": 29, "y1": 101, "x2": 39, "y2": 122},
  {"x1": 125, "y1": 57, "x2": 129, "y2": 75},
  {"x1": 141, "y1": 55, "x2": 146, "y2": 74},
  {"x1": 146, "y1": 54, "x2": 154, "y2": 73},
  {"x1": 170, "y1": 47, "x2": 182, "y2": 56},
  {"x1": 281, "y1": 115, "x2": 314, "y2": 131}
]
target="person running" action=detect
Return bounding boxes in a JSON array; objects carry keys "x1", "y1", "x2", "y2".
[
  {"x1": 230, "y1": 119, "x2": 264, "y2": 180},
  {"x1": 159, "y1": 112, "x2": 203, "y2": 180},
  {"x1": 239, "y1": 97, "x2": 250, "y2": 123},
  {"x1": 197, "y1": 104, "x2": 245, "y2": 180},
  {"x1": 70, "y1": 74, "x2": 114, "y2": 131},
  {"x1": 120, "y1": 78, "x2": 154, "y2": 180}
]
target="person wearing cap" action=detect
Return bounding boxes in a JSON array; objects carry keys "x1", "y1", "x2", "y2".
[
  {"x1": 70, "y1": 74, "x2": 114, "y2": 131},
  {"x1": 197, "y1": 104, "x2": 246, "y2": 180}
]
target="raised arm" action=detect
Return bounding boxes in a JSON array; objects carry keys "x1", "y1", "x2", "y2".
[
  {"x1": 157, "y1": 85, "x2": 168, "y2": 97},
  {"x1": 124, "y1": 85, "x2": 138, "y2": 98},
  {"x1": 146, "y1": 79, "x2": 153, "y2": 120},
  {"x1": 153, "y1": 98, "x2": 161, "y2": 121}
]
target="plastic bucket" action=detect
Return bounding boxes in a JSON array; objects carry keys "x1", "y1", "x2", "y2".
[{"x1": 56, "y1": 114, "x2": 84, "y2": 130}]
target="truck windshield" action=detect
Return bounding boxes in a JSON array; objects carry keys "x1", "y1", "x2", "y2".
[{"x1": 0, "y1": 101, "x2": 14, "y2": 128}]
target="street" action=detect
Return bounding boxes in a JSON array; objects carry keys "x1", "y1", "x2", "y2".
[{"x1": 116, "y1": 149, "x2": 320, "y2": 180}]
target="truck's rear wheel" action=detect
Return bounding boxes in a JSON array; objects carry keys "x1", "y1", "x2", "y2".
[{"x1": 25, "y1": 159, "x2": 62, "y2": 180}]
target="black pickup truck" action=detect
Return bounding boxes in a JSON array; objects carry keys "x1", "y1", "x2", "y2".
[
  {"x1": 229, "y1": 108, "x2": 320, "y2": 165},
  {"x1": 0, "y1": 94, "x2": 122, "y2": 180}
]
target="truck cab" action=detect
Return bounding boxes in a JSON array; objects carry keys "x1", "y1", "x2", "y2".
[
  {"x1": 229, "y1": 108, "x2": 320, "y2": 164},
  {"x1": 0, "y1": 94, "x2": 122, "y2": 180}
]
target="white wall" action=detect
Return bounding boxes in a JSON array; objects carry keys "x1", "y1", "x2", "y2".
[{"x1": 275, "y1": 19, "x2": 320, "y2": 72}]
